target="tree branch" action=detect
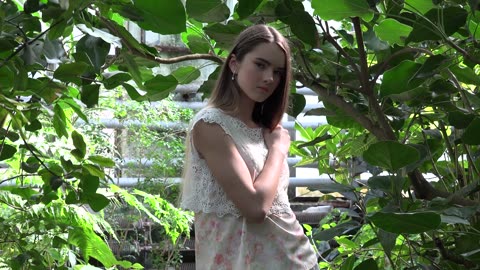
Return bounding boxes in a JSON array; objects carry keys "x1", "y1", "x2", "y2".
[{"x1": 295, "y1": 73, "x2": 386, "y2": 139}]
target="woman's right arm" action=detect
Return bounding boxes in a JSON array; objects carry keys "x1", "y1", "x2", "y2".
[{"x1": 192, "y1": 120, "x2": 290, "y2": 223}]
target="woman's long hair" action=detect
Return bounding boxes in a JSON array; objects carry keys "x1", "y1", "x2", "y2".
[{"x1": 207, "y1": 24, "x2": 292, "y2": 131}]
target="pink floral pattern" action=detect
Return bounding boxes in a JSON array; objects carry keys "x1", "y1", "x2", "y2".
[{"x1": 194, "y1": 212, "x2": 318, "y2": 270}]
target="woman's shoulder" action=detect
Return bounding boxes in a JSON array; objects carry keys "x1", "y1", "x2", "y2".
[{"x1": 192, "y1": 106, "x2": 229, "y2": 124}]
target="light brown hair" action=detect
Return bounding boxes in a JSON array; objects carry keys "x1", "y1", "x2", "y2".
[{"x1": 207, "y1": 24, "x2": 292, "y2": 130}]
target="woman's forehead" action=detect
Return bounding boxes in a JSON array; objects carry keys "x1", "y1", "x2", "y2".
[{"x1": 246, "y1": 42, "x2": 286, "y2": 69}]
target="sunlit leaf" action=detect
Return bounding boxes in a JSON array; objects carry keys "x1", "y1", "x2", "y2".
[{"x1": 312, "y1": 0, "x2": 373, "y2": 21}]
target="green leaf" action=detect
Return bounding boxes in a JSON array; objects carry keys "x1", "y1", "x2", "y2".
[
  {"x1": 276, "y1": 0, "x2": 318, "y2": 47},
  {"x1": 354, "y1": 258, "x2": 378, "y2": 270},
  {"x1": 103, "y1": 72, "x2": 132, "y2": 89},
  {"x1": 186, "y1": 34, "x2": 211, "y2": 54},
  {"x1": 76, "y1": 34, "x2": 111, "y2": 74},
  {"x1": 87, "y1": 193, "x2": 110, "y2": 212},
  {"x1": 363, "y1": 141, "x2": 420, "y2": 171},
  {"x1": 144, "y1": 75, "x2": 178, "y2": 101},
  {"x1": 133, "y1": 0, "x2": 186, "y2": 34},
  {"x1": 68, "y1": 227, "x2": 118, "y2": 266},
  {"x1": 76, "y1": 24, "x2": 121, "y2": 48},
  {"x1": 378, "y1": 229, "x2": 397, "y2": 257},
  {"x1": 204, "y1": 21, "x2": 246, "y2": 50},
  {"x1": 380, "y1": 60, "x2": 424, "y2": 97},
  {"x1": 122, "y1": 83, "x2": 144, "y2": 101},
  {"x1": 448, "y1": 111, "x2": 475, "y2": 129},
  {"x1": 0, "y1": 144, "x2": 17, "y2": 161},
  {"x1": 0, "y1": 66, "x2": 15, "y2": 91},
  {"x1": 404, "y1": 0, "x2": 436, "y2": 14},
  {"x1": 88, "y1": 155, "x2": 115, "y2": 167},
  {"x1": 369, "y1": 212, "x2": 441, "y2": 234},
  {"x1": 81, "y1": 84, "x2": 100, "y2": 108},
  {"x1": 53, "y1": 62, "x2": 89, "y2": 85},
  {"x1": 289, "y1": 93, "x2": 306, "y2": 118},
  {"x1": 186, "y1": 0, "x2": 230, "y2": 23},
  {"x1": 237, "y1": 0, "x2": 263, "y2": 19},
  {"x1": 83, "y1": 164, "x2": 105, "y2": 179},
  {"x1": 53, "y1": 103, "x2": 69, "y2": 138},
  {"x1": 172, "y1": 66, "x2": 201, "y2": 85},
  {"x1": 312, "y1": 0, "x2": 373, "y2": 21},
  {"x1": 449, "y1": 65, "x2": 480, "y2": 86},
  {"x1": 71, "y1": 130, "x2": 86, "y2": 160},
  {"x1": 374, "y1": 19, "x2": 412, "y2": 45},
  {"x1": 368, "y1": 175, "x2": 406, "y2": 198},
  {"x1": 407, "y1": 7, "x2": 468, "y2": 43},
  {"x1": 80, "y1": 175, "x2": 100, "y2": 195},
  {"x1": 462, "y1": 118, "x2": 480, "y2": 145}
]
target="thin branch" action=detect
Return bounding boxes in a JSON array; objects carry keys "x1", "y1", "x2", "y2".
[
  {"x1": 352, "y1": 17, "x2": 370, "y2": 94},
  {"x1": 316, "y1": 18, "x2": 364, "y2": 93},
  {"x1": 295, "y1": 73, "x2": 387, "y2": 140}
]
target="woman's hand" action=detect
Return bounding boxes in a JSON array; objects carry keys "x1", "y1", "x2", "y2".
[{"x1": 263, "y1": 125, "x2": 290, "y2": 156}]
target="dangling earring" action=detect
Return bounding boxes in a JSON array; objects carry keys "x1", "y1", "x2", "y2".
[
  {"x1": 261, "y1": 103, "x2": 264, "y2": 115},
  {"x1": 232, "y1": 73, "x2": 235, "y2": 81}
]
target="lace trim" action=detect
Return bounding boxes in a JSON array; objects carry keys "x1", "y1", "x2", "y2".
[{"x1": 181, "y1": 107, "x2": 291, "y2": 217}]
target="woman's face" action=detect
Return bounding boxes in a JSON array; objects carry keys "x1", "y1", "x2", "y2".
[{"x1": 230, "y1": 42, "x2": 286, "y2": 103}]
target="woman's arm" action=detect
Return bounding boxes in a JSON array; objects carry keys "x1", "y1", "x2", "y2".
[{"x1": 192, "y1": 120, "x2": 290, "y2": 223}]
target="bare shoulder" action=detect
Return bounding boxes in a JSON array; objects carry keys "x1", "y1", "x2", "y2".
[{"x1": 192, "y1": 120, "x2": 233, "y2": 155}]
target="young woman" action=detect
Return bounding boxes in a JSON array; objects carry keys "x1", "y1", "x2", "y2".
[{"x1": 181, "y1": 24, "x2": 319, "y2": 270}]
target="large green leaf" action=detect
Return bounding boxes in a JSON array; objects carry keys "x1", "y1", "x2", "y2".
[
  {"x1": 311, "y1": 0, "x2": 373, "y2": 22},
  {"x1": 76, "y1": 34, "x2": 111, "y2": 74},
  {"x1": 289, "y1": 93, "x2": 306, "y2": 118},
  {"x1": 0, "y1": 66, "x2": 15, "y2": 91},
  {"x1": 81, "y1": 84, "x2": 100, "y2": 108},
  {"x1": 132, "y1": 0, "x2": 186, "y2": 34},
  {"x1": 380, "y1": 60, "x2": 424, "y2": 97},
  {"x1": 447, "y1": 111, "x2": 475, "y2": 129},
  {"x1": 462, "y1": 117, "x2": 480, "y2": 145},
  {"x1": 204, "y1": 21, "x2": 246, "y2": 50},
  {"x1": 363, "y1": 141, "x2": 420, "y2": 171},
  {"x1": 403, "y1": 0, "x2": 436, "y2": 14},
  {"x1": 378, "y1": 229, "x2": 398, "y2": 257},
  {"x1": 86, "y1": 193, "x2": 110, "y2": 212},
  {"x1": 144, "y1": 75, "x2": 178, "y2": 101},
  {"x1": 172, "y1": 66, "x2": 201, "y2": 85},
  {"x1": 186, "y1": 0, "x2": 230, "y2": 23},
  {"x1": 354, "y1": 258, "x2": 378, "y2": 270},
  {"x1": 369, "y1": 212, "x2": 441, "y2": 234},
  {"x1": 374, "y1": 18, "x2": 413, "y2": 45},
  {"x1": 407, "y1": 7, "x2": 468, "y2": 43},
  {"x1": 276, "y1": 0, "x2": 318, "y2": 47},
  {"x1": 237, "y1": 0, "x2": 263, "y2": 19},
  {"x1": 68, "y1": 227, "x2": 118, "y2": 267},
  {"x1": 53, "y1": 62, "x2": 89, "y2": 85},
  {"x1": 0, "y1": 144, "x2": 17, "y2": 161},
  {"x1": 449, "y1": 64, "x2": 480, "y2": 86}
]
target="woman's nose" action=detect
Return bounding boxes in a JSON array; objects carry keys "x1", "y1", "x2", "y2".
[{"x1": 263, "y1": 70, "x2": 274, "y2": 83}]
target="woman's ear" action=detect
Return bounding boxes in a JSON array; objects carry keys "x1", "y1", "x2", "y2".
[{"x1": 229, "y1": 54, "x2": 238, "y2": 74}]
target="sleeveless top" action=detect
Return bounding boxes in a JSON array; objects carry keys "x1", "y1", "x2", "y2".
[{"x1": 181, "y1": 107, "x2": 318, "y2": 270}]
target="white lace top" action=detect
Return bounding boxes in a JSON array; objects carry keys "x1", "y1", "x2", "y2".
[
  {"x1": 181, "y1": 107, "x2": 292, "y2": 217},
  {"x1": 181, "y1": 107, "x2": 318, "y2": 270}
]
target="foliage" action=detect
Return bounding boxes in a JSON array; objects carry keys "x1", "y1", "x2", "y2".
[{"x1": 1, "y1": 0, "x2": 480, "y2": 268}]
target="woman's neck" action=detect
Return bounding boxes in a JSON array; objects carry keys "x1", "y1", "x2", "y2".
[{"x1": 234, "y1": 94, "x2": 259, "y2": 128}]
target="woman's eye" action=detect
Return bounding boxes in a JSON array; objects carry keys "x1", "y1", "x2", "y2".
[{"x1": 255, "y1": 62, "x2": 265, "y2": 69}]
